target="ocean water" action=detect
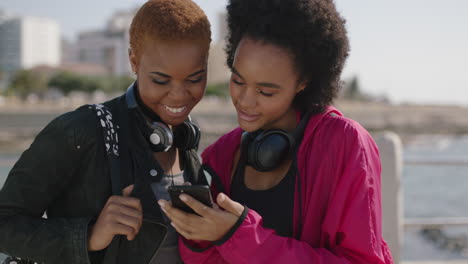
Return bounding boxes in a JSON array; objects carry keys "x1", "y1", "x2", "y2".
[
  {"x1": 1, "y1": 135, "x2": 468, "y2": 261},
  {"x1": 0, "y1": 153, "x2": 17, "y2": 187},
  {"x1": 403, "y1": 135, "x2": 468, "y2": 219},
  {"x1": 0, "y1": 168, "x2": 10, "y2": 184},
  {"x1": 402, "y1": 135, "x2": 468, "y2": 260}
]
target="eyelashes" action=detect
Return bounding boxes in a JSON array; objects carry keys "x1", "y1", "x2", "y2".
[
  {"x1": 151, "y1": 77, "x2": 204, "y2": 85},
  {"x1": 259, "y1": 90, "x2": 273, "y2": 97},
  {"x1": 152, "y1": 79, "x2": 169, "y2": 85},
  {"x1": 231, "y1": 79, "x2": 274, "y2": 97},
  {"x1": 189, "y1": 77, "x2": 204, "y2": 84},
  {"x1": 232, "y1": 79, "x2": 244, "y2": 85}
]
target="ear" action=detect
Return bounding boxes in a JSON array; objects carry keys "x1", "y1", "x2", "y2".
[
  {"x1": 128, "y1": 48, "x2": 138, "y2": 73},
  {"x1": 296, "y1": 80, "x2": 307, "y2": 94}
]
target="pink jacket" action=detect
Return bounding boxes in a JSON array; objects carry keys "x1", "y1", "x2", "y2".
[{"x1": 179, "y1": 107, "x2": 394, "y2": 263}]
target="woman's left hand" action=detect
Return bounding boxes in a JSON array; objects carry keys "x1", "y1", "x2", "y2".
[{"x1": 158, "y1": 193, "x2": 244, "y2": 241}]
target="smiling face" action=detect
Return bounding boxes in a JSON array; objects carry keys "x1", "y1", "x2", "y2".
[
  {"x1": 230, "y1": 37, "x2": 306, "y2": 132},
  {"x1": 129, "y1": 37, "x2": 209, "y2": 126}
]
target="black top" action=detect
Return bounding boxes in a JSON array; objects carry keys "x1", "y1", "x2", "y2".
[{"x1": 230, "y1": 158, "x2": 296, "y2": 237}]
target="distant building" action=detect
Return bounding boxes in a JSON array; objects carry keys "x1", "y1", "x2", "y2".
[
  {"x1": 0, "y1": 16, "x2": 61, "y2": 73},
  {"x1": 0, "y1": 13, "x2": 60, "y2": 90},
  {"x1": 106, "y1": 9, "x2": 135, "y2": 33},
  {"x1": 75, "y1": 8, "x2": 231, "y2": 81},
  {"x1": 0, "y1": 9, "x2": 11, "y2": 89},
  {"x1": 0, "y1": 9, "x2": 10, "y2": 24},
  {"x1": 76, "y1": 8, "x2": 137, "y2": 76},
  {"x1": 77, "y1": 30, "x2": 128, "y2": 75},
  {"x1": 61, "y1": 37, "x2": 79, "y2": 65}
]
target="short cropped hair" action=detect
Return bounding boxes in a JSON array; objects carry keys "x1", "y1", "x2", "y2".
[
  {"x1": 130, "y1": 0, "x2": 211, "y2": 60},
  {"x1": 226, "y1": 0, "x2": 349, "y2": 114}
]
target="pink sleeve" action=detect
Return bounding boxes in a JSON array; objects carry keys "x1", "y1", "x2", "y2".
[
  {"x1": 178, "y1": 239, "x2": 226, "y2": 264},
  {"x1": 214, "y1": 209, "x2": 352, "y2": 264},
  {"x1": 177, "y1": 209, "x2": 349, "y2": 264}
]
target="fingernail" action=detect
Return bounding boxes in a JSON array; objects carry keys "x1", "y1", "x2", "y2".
[
  {"x1": 158, "y1": 200, "x2": 165, "y2": 208},
  {"x1": 218, "y1": 193, "x2": 225, "y2": 201},
  {"x1": 179, "y1": 194, "x2": 188, "y2": 202}
]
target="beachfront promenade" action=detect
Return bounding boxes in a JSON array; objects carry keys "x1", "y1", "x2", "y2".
[{"x1": 2, "y1": 98, "x2": 468, "y2": 263}]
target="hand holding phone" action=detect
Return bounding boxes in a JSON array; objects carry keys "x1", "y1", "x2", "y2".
[{"x1": 167, "y1": 185, "x2": 214, "y2": 215}]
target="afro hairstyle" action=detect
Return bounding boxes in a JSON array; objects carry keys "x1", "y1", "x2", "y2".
[{"x1": 226, "y1": 0, "x2": 349, "y2": 114}]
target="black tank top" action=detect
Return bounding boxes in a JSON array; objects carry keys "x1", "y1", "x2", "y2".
[{"x1": 230, "y1": 158, "x2": 296, "y2": 237}]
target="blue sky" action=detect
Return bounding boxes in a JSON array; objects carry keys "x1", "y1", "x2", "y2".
[{"x1": 2, "y1": 0, "x2": 467, "y2": 105}]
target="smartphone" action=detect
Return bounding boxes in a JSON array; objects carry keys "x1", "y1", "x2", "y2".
[{"x1": 167, "y1": 185, "x2": 214, "y2": 215}]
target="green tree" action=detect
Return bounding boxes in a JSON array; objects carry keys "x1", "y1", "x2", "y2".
[
  {"x1": 206, "y1": 82, "x2": 229, "y2": 97},
  {"x1": 344, "y1": 76, "x2": 361, "y2": 100},
  {"x1": 8, "y1": 70, "x2": 48, "y2": 99},
  {"x1": 48, "y1": 71, "x2": 80, "y2": 95},
  {"x1": 49, "y1": 72, "x2": 102, "y2": 95},
  {"x1": 99, "y1": 75, "x2": 135, "y2": 94},
  {"x1": 49, "y1": 72, "x2": 135, "y2": 95},
  {"x1": 80, "y1": 77, "x2": 100, "y2": 94}
]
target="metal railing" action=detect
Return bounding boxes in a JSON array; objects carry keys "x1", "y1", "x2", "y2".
[
  {"x1": 404, "y1": 217, "x2": 468, "y2": 228},
  {"x1": 375, "y1": 132, "x2": 468, "y2": 263},
  {"x1": 403, "y1": 158, "x2": 468, "y2": 228},
  {"x1": 405, "y1": 159, "x2": 468, "y2": 167}
]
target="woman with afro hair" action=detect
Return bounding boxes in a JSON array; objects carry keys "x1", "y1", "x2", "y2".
[
  {"x1": 0, "y1": 0, "x2": 211, "y2": 263},
  {"x1": 159, "y1": 0, "x2": 394, "y2": 263}
]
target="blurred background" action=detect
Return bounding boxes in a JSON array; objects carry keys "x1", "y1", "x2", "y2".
[{"x1": 0, "y1": 0, "x2": 467, "y2": 263}]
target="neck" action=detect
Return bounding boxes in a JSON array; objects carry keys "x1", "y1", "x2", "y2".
[
  {"x1": 153, "y1": 147, "x2": 182, "y2": 174},
  {"x1": 262, "y1": 108, "x2": 297, "y2": 132}
]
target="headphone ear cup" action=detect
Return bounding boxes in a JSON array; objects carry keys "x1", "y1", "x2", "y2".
[
  {"x1": 173, "y1": 121, "x2": 201, "y2": 150},
  {"x1": 190, "y1": 122, "x2": 201, "y2": 149},
  {"x1": 241, "y1": 131, "x2": 254, "y2": 158},
  {"x1": 147, "y1": 122, "x2": 173, "y2": 152},
  {"x1": 249, "y1": 130, "x2": 294, "y2": 172}
]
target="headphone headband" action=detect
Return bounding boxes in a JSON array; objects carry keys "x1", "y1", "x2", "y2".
[
  {"x1": 126, "y1": 82, "x2": 139, "y2": 109},
  {"x1": 292, "y1": 111, "x2": 312, "y2": 146}
]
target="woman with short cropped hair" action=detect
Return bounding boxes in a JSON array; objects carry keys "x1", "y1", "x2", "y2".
[{"x1": 0, "y1": 1, "x2": 211, "y2": 263}]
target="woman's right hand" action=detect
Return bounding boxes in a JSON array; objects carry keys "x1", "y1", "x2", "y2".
[{"x1": 87, "y1": 185, "x2": 143, "y2": 251}]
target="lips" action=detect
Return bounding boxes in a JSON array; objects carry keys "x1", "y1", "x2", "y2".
[
  {"x1": 162, "y1": 104, "x2": 189, "y2": 119},
  {"x1": 237, "y1": 109, "x2": 260, "y2": 122},
  {"x1": 164, "y1": 105, "x2": 186, "y2": 114}
]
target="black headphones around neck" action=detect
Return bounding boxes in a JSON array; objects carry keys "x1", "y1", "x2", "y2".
[
  {"x1": 240, "y1": 112, "x2": 311, "y2": 172},
  {"x1": 125, "y1": 82, "x2": 201, "y2": 152}
]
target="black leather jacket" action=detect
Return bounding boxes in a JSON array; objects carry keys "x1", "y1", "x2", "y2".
[{"x1": 0, "y1": 94, "x2": 202, "y2": 263}]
